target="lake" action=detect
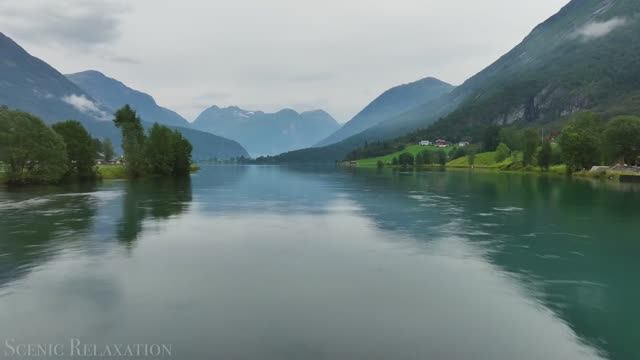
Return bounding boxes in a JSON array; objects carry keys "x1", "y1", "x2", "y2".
[{"x1": 0, "y1": 166, "x2": 638, "y2": 359}]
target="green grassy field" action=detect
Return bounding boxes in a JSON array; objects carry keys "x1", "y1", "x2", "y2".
[
  {"x1": 357, "y1": 145, "x2": 454, "y2": 167},
  {"x1": 97, "y1": 164, "x2": 127, "y2": 179},
  {"x1": 97, "y1": 164, "x2": 200, "y2": 180},
  {"x1": 446, "y1": 151, "x2": 512, "y2": 168}
]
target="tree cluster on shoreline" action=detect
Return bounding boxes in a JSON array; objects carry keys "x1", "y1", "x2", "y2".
[
  {"x1": 113, "y1": 105, "x2": 192, "y2": 178},
  {"x1": 0, "y1": 105, "x2": 193, "y2": 185},
  {"x1": 375, "y1": 112, "x2": 640, "y2": 173}
]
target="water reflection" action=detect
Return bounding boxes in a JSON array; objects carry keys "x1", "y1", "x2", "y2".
[
  {"x1": 0, "y1": 166, "x2": 638, "y2": 359},
  {"x1": 0, "y1": 183, "x2": 99, "y2": 287},
  {"x1": 117, "y1": 177, "x2": 193, "y2": 246}
]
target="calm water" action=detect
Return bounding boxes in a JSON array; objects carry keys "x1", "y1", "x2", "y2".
[{"x1": 0, "y1": 166, "x2": 639, "y2": 359}]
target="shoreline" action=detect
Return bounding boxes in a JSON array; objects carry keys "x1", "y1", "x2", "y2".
[
  {"x1": 346, "y1": 161, "x2": 640, "y2": 183},
  {"x1": 0, "y1": 164, "x2": 201, "y2": 186}
]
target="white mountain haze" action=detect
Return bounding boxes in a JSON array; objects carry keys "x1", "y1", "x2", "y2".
[{"x1": 192, "y1": 105, "x2": 340, "y2": 156}]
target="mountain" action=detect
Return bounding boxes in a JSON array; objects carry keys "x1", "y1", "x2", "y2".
[
  {"x1": 272, "y1": 0, "x2": 640, "y2": 163},
  {"x1": 316, "y1": 77, "x2": 454, "y2": 147},
  {"x1": 420, "y1": 0, "x2": 640, "y2": 139},
  {"x1": 66, "y1": 70, "x2": 190, "y2": 128},
  {"x1": 192, "y1": 106, "x2": 340, "y2": 156},
  {"x1": 0, "y1": 33, "x2": 248, "y2": 160}
]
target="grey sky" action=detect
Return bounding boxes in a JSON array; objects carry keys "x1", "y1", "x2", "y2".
[{"x1": 1, "y1": 0, "x2": 567, "y2": 122}]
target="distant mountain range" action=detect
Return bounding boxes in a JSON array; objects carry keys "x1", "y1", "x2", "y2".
[
  {"x1": 192, "y1": 106, "x2": 340, "y2": 156},
  {"x1": 0, "y1": 32, "x2": 248, "y2": 160},
  {"x1": 316, "y1": 77, "x2": 453, "y2": 147},
  {"x1": 270, "y1": 0, "x2": 640, "y2": 163}
]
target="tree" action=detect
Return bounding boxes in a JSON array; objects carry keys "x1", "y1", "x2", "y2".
[
  {"x1": 0, "y1": 108, "x2": 67, "y2": 184},
  {"x1": 482, "y1": 125, "x2": 501, "y2": 152},
  {"x1": 102, "y1": 138, "x2": 115, "y2": 162},
  {"x1": 145, "y1": 124, "x2": 193, "y2": 176},
  {"x1": 494, "y1": 143, "x2": 511, "y2": 163},
  {"x1": 538, "y1": 140, "x2": 552, "y2": 171},
  {"x1": 171, "y1": 130, "x2": 192, "y2": 176},
  {"x1": 468, "y1": 148, "x2": 476, "y2": 167},
  {"x1": 52, "y1": 120, "x2": 97, "y2": 178},
  {"x1": 398, "y1": 152, "x2": 415, "y2": 167},
  {"x1": 603, "y1": 116, "x2": 640, "y2": 165},
  {"x1": 522, "y1": 129, "x2": 539, "y2": 166},
  {"x1": 113, "y1": 105, "x2": 146, "y2": 177},
  {"x1": 391, "y1": 157, "x2": 399, "y2": 166},
  {"x1": 421, "y1": 150, "x2": 434, "y2": 165},
  {"x1": 376, "y1": 160, "x2": 384, "y2": 168},
  {"x1": 145, "y1": 123, "x2": 176, "y2": 175},
  {"x1": 449, "y1": 146, "x2": 467, "y2": 160},
  {"x1": 499, "y1": 128, "x2": 522, "y2": 151},
  {"x1": 437, "y1": 150, "x2": 447, "y2": 166},
  {"x1": 559, "y1": 112, "x2": 602, "y2": 172},
  {"x1": 415, "y1": 152, "x2": 424, "y2": 166}
]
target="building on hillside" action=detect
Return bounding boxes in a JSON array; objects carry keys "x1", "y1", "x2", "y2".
[
  {"x1": 435, "y1": 139, "x2": 448, "y2": 148},
  {"x1": 458, "y1": 141, "x2": 470, "y2": 147},
  {"x1": 419, "y1": 140, "x2": 432, "y2": 146}
]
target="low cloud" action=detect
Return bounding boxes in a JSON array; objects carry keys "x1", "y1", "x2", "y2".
[
  {"x1": 0, "y1": 0, "x2": 128, "y2": 49},
  {"x1": 574, "y1": 17, "x2": 628, "y2": 41},
  {"x1": 110, "y1": 56, "x2": 140, "y2": 64},
  {"x1": 62, "y1": 94, "x2": 110, "y2": 120}
]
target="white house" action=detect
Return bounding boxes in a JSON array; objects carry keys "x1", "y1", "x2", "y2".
[
  {"x1": 458, "y1": 141, "x2": 470, "y2": 147},
  {"x1": 419, "y1": 140, "x2": 432, "y2": 146}
]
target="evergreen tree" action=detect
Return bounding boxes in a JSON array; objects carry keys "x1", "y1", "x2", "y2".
[{"x1": 113, "y1": 105, "x2": 147, "y2": 177}]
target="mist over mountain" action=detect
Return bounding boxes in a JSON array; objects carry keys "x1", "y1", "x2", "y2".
[
  {"x1": 66, "y1": 70, "x2": 190, "y2": 128},
  {"x1": 316, "y1": 77, "x2": 454, "y2": 147},
  {"x1": 0, "y1": 33, "x2": 248, "y2": 160},
  {"x1": 192, "y1": 106, "x2": 340, "y2": 156}
]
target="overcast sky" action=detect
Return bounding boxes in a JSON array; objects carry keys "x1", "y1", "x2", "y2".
[{"x1": 1, "y1": 0, "x2": 568, "y2": 122}]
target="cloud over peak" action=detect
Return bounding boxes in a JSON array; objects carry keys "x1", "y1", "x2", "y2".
[{"x1": 574, "y1": 17, "x2": 628, "y2": 41}]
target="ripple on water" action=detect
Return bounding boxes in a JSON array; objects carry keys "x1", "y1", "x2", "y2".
[{"x1": 493, "y1": 207, "x2": 525, "y2": 212}]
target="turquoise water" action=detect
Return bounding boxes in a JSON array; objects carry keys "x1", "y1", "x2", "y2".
[{"x1": 0, "y1": 166, "x2": 638, "y2": 359}]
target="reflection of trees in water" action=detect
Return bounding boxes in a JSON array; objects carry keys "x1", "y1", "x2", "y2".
[
  {"x1": 117, "y1": 177, "x2": 193, "y2": 247},
  {"x1": 343, "y1": 169, "x2": 640, "y2": 360},
  {"x1": 0, "y1": 183, "x2": 99, "y2": 288}
]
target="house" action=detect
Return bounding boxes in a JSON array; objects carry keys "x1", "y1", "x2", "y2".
[
  {"x1": 458, "y1": 141, "x2": 470, "y2": 147},
  {"x1": 419, "y1": 140, "x2": 432, "y2": 146},
  {"x1": 435, "y1": 139, "x2": 448, "y2": 148}
]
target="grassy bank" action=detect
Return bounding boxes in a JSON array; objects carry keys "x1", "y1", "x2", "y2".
[
  {"x1": 357, "y1": 144, "x2": 454, "y2": 167},
  {"x1": 355, "y1": 149, "x2": 640, "y2": 182},
  {"x1": 97, "y1": 164, "x2": 201, "y2": 180},
  {"x1": 356, "y1": 150, "x2": 569, "y2": 177}
]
